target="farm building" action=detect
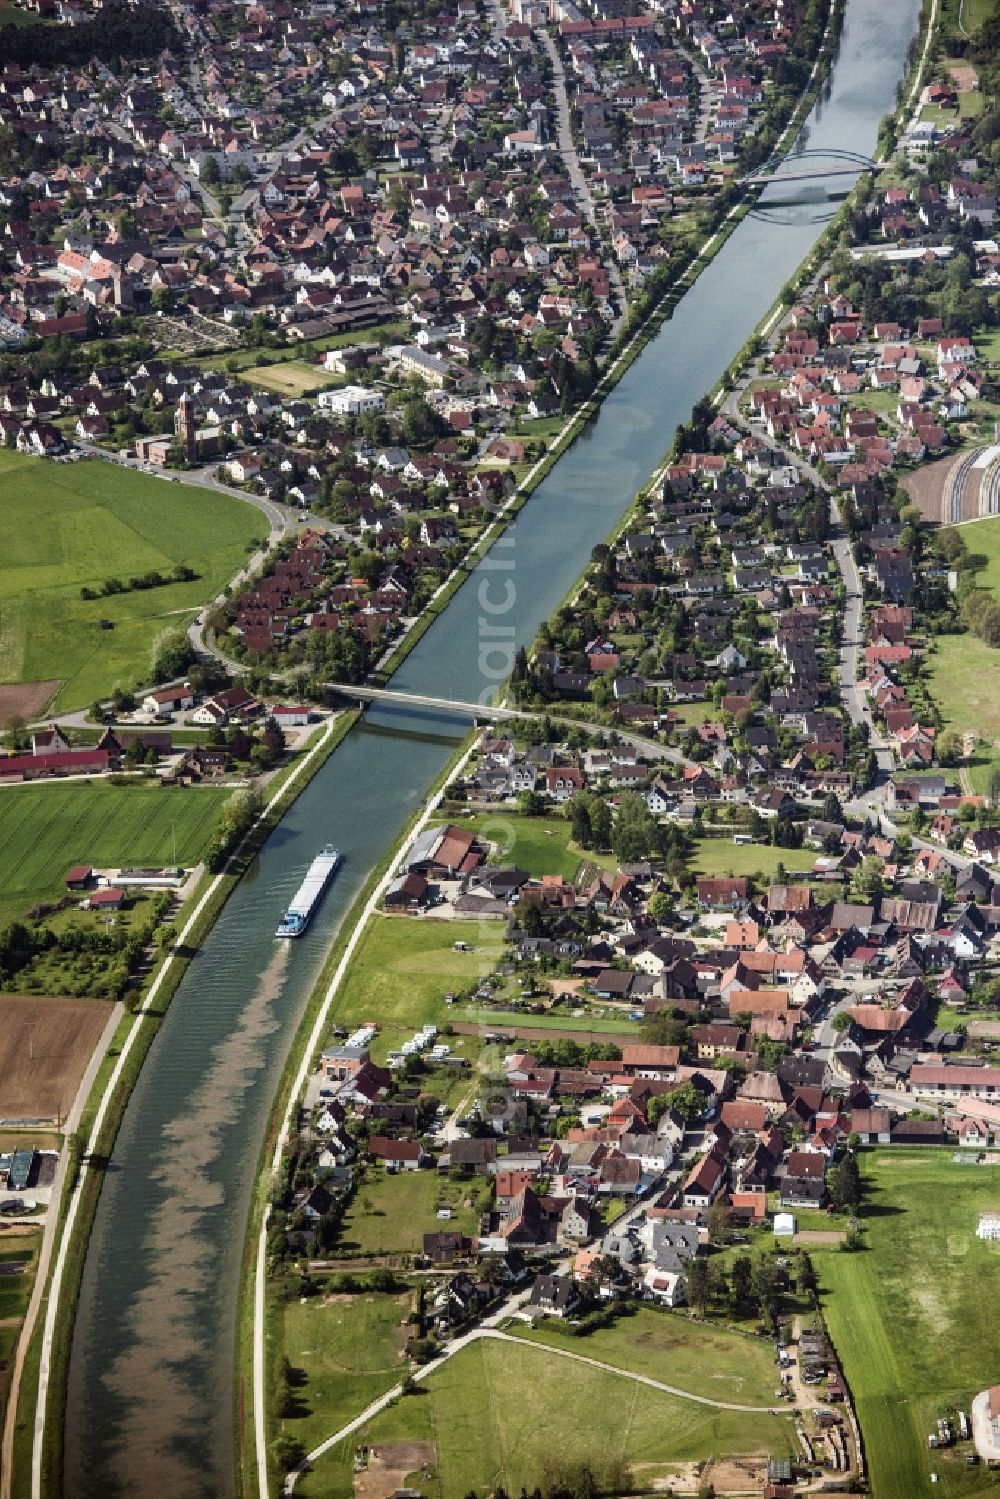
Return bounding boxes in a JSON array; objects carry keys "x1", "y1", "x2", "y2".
[
  {"x1": 0, "y1": 749, "x2": 110, "y2": 782},
  {"x1": 86, "y1": 888, "x2": 126, "y2": 910},
  {"x1": 107, "y1": 868, "x2": 186, "y2": 889},
  {"x1": 1, "y1": 1149, "x2": 36, "y2": 1191}
]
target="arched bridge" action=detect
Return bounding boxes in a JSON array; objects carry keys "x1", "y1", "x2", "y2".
[{"x1": 737, "y1": 148, "x2": 883, "y2": 191}]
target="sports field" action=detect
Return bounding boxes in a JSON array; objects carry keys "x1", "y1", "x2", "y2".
[
  {"x1": 0, "y1": 781, "x2": 230, "y2": 926},
  {"x1": 814, "y1": 1149, "x2": 1000, "y2": 1499},
  {"x1": 0, "y1": 451, "x2": 266, "y2": 713},
  {"x1": 0, "y1": 994, "x2": 114, "y2": 1120},
  {"x1": 277, "y1": 1290, "x2": 414, "y2": 1460},
  {"x1": 294, "y1": 1337, "x2": 796, "y2": 1499},
  {"x1": 246, "y1": 362, "x2": 343, "y2": 397}
]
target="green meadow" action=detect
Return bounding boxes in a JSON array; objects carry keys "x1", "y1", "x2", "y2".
[{"x1": 0, "y1": 451, "x2": 266, "y2": 713}]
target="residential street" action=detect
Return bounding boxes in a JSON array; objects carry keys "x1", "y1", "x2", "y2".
[{"x1": 534, "y1": 25, "x2": 628, "y2": 343}]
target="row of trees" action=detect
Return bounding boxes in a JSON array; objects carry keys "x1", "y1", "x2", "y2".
[
  {"x1": 205, "y1": 789, "x2": 262, "y2": 873},
  {"x1": 80, "y1": 565, "x2": 196, "y2": 601}
]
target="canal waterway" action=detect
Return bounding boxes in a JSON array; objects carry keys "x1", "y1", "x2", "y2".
[{"x1": 63, "y1": 1, "x2": 922, "y2": 1493}]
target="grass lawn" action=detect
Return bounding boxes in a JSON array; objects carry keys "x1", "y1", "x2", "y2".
[
  {"x1": 0, "y1": 1131, "x2": 60, "y2": 1152},
  {"x1": 0, "y1": 451, "x2": 266, "y2": 712},
  {"x1": 668, "y1": 701, "x2": 715, "y2": 726},
  {"x1": 509, "y1": 1305, "x2": 783, "y2": 1406},
  {"x1": 974, "y1": 327, "x2": 1000, "y2": 364},
  {"x1": 965, "y1": 0, "x2": 995, "y2": 28},
  {"x1": 0, "y1": 3, "x2": 50, "y2": 23},
  {"x1": 842, "y1": 387, "x2": 901, "y2": 420},
  {"x1": 967, "y1": 747, "x2": 1000, "y2": 796},
  {"x1": 278, "y1": 1290, "x2": 413, "y2": 1458},
  {"x1": 948, "y1": 514, "x2": 1000, "y2": 590},
  {"x1": 296, "y1": 1338, "x2": 796, "y2": 1499},
  {"x1": 444, "y1": 813, "x2": 615, "y2": 882},
  {"x1": 0, "y1": 1231, "x2": 40, "y2": 1337},
  {"x1": 328, "y1": 916, "x2": 506, "y2": 1055},
  {"x1": 925, "y1": 632, "x2": 1000, "y2": 739},
  {"x1": 509, "y1": 415, "x2": 567, "y2": 442},
  {"x1": 336, "y1": 1170, "x2": 491, "y2": 1256},
  {"x1": 453, "y1": 1006, "x2": 638, "y2": 1036},
  {"x1": 0, "y1": 781, "x2": 231, "y2": 927},
  {"x1": 813, "y1": 1149, "x2": 1000, "y2": 1499},
  {"x1": 690, "y1": 837, "x2": 817, "y2": 879}
]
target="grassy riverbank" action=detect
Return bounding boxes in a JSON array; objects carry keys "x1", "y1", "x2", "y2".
[
  {"x1": 9, "y1": 713, "x2": 357, "y2": 1499},
  {"x1": 235, "y1": 733, "x2": 476, "y2": 1499}
]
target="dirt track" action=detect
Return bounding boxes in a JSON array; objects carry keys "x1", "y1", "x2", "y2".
[{"x1": 450, "y1": 1021, "x2": 636, "y2": 1045}]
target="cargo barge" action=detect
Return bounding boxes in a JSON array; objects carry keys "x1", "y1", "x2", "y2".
[{"x1": 275, "y1": 846, "x2": 341, "y2": 937}]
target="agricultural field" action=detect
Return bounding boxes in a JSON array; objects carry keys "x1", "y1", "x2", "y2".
[
  {"x1": 903, "y1": 451, "x2": 960, "y2": 526},
  {"x1": 327, "y1": 916, "x2": 505, "y2": 1054},
  {"x1": 294, "y1": 1337, "x2": 796, "y2": 1499},
  {"x1": 0, "y1": 682, "x2": 60, "y2": 730},
  {"x1": 813, "y1": 1150, "x2": 1000, "y2": 1499},
  {"x1": 690, "y1": 837, "x2": 817, "y2": 879},
  {"x1": 0, "y1": 781, "x2": 231, "y2": 927},
  {"x1": 510, "y1": 1305, "x2": 783, "y2": 1407},
  {"x1": 336, "y1": 1171, "x2": 491, "y2": 1257},
  {"x1": 0, "y1": 994, "x2": 114, "y2": 1120},
  {"x1": 0, "y1": 451, "x2": 266, "y2": 713}
]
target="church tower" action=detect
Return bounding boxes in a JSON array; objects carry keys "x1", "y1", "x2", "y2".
[{"x1": 175, "y1": 391, "x2": 196, "y2": 463}]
